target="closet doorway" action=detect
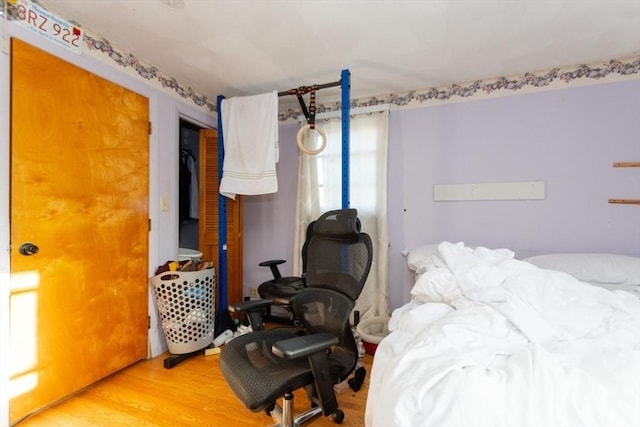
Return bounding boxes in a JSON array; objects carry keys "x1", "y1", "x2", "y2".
[
  {"x1": 178, "y1": 121, "x2": 244, "y2": 311},
  {"x1": 179, "y1": 119, "x2": 202, "y2": 252}
]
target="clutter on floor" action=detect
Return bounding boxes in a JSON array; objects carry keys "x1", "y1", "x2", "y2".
[
  {"x1": 155, "y1": 258, "x2": 214, "y2": 274},
  {"x1": 348, "y1": 366, "x2": 367, "y2": 392}
]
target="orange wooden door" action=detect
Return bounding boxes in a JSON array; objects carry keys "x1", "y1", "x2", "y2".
[
  {"x1": 198, "y1": 129, "x2": 243, "y2": 310},
  {"x1": 9, "y1": 38, "x2": 149, "y2": 423}
]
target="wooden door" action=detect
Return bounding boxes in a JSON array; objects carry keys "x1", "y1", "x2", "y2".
[
  {"x1": 9, "y1": 39, "x2": 149, "y2": 423},
  {"x1": 198, "y1": 129, "x2": 243, "y2": 310}
]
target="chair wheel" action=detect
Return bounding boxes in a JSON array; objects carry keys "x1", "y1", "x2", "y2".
[{"x1": 332, "y1": 409, "x2": 344, "y2": 424}]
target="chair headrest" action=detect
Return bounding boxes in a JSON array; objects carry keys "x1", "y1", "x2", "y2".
[{"x1": 312, "y1": 209, "x2": 361, "y2": 240}]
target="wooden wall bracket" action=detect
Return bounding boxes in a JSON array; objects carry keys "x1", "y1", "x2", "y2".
[
  {"x1": 613, "y1": 162, "x2": 640, "y2": 167},
  {"x1": 609, "y1": 161, "x2": 640, "y2": 204},
  {"x1": 608, "y1": 199, "x2": 640, "y2": 205}
]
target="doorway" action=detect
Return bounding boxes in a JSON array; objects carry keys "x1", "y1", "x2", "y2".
[
  {"x1": 179, "y1": 119, "x2": 203, "y2": 252},
  {"x1": 175, "y1": 120, "x2": 244, "y2": 313}
]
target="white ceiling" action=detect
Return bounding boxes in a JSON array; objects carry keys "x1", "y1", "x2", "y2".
[{"x1": 38, "y1": 0, "x2": 640, "y2": 109}]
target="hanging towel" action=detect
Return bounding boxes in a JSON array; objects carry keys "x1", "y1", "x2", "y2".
[{"x1": 220, "y1": 90, "x2": 279, "y2": 200}]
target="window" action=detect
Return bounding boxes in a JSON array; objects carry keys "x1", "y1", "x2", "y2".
[{"x1": 294, "y1": 111, "x2": 390, "y2": 318}]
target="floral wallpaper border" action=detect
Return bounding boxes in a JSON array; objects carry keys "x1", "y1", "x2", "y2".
[
  {"x1": 9, "y1": 0, "x2": 640, "y2": 119},
  {"x1": 82, "y1": 33, "x2": 217, "y2": 112},
  {"x1": 278, "y1": 57, "x2": 640, "y2": 121}
]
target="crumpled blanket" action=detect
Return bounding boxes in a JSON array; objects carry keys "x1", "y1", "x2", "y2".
[{"x1": 365, "y1": 242, "x2": 640, "y2": 427}]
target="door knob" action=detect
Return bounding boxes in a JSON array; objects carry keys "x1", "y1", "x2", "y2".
[{"x1": 18, "y1": 242, "x2": 39, "y2": 256}]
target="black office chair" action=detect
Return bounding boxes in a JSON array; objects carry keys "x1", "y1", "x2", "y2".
[
  {"x1": 220, "y1": 209, "x2": 373, "y2": 426},
  {"x1": 257, "y1": 219, "x2": 316, "y2": 324}
]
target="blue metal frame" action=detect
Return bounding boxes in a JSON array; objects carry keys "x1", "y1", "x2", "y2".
[
  {"x1": 216, "y1": 95, "x2": 228, "y2": 311},
  {"x1": 216, "y1": 70, "x2": 350, "y2": 309},
  {"x1": 341, "y1": 69, "x2": 350, "y2": 209}
]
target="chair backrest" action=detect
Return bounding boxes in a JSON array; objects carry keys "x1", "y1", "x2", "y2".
[
  {"x1": 292, "y1": 209, "x2": 373, "y2": 365},
  {"x1": 304, "y1": 209, "x2": 371, "y2": 300}
]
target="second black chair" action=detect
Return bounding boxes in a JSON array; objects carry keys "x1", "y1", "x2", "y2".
[{"x1": 257, "y1": 219, "x2": 316, "y2": 324}]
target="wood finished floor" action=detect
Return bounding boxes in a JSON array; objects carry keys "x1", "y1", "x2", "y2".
[{"x1": 15, "y1": 349, "x2": 373, "y2": 427}]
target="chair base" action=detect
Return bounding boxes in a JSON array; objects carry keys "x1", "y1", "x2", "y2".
[{"x1": 269, "y1": 391, "x2": 323, "y2": 427}]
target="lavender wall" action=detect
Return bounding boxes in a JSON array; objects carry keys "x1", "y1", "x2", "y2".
[
  {"x1": 244, "y1": 79, "x2": 640, "y2": 310},
  {"x1": 242, "y1": 122, "x2": 301, "y2": 288},
  {"x1": 387, "y1": 79, "x2": 640, "y2": 307}
]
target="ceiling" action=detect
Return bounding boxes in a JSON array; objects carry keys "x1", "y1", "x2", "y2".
[{"x1": 37, "y1": 0, "x2": 640, "y2": 110}]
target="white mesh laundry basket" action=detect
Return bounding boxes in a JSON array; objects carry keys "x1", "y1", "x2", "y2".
[{"x1": 150, "y1": 268, "x2": 215, "y2": 354}]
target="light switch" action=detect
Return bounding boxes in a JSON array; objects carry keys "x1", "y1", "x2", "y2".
[{"x1": 160, "y1": 196, "x2": 169, "y2": 211}]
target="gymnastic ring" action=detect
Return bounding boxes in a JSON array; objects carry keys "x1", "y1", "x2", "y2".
[{"x1": 296, "y1": 124, "x2": 327, "y2": 155}]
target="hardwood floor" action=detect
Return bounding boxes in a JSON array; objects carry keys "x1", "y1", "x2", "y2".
[{"x1": 15, "y1": 349, "x2": 373, "y2": 426}]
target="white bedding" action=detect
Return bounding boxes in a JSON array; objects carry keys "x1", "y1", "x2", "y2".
[{"x1": 366, "y1": 242, "x2": 640, "y2": 427}]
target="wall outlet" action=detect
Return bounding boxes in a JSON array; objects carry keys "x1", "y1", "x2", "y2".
[{"x1": 248, "y1": 287, "x2": 258, "y2": 298}]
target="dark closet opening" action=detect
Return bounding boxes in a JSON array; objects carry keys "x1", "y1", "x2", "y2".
[{"x1": 179, "y1": 118, "x2": 203, "y2": 250}]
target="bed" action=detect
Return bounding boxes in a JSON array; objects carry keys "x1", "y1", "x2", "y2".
[{"x1": 365, "y1": 241, "x2": 640, "y2": 427}]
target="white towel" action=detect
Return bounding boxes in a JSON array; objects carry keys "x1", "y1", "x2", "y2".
[{"x1": 219, "y1": 91, "x2": 279, "y2": 199}]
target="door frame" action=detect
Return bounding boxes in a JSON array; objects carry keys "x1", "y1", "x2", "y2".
[
  {"x1": 146, "y1": 111, "x2": 218, "y2": 359},
  {"x1": 1, "y1": 27, "x2": 14, "y2": 427}
]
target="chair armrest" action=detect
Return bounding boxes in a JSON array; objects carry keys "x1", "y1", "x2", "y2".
[
  {"x1": 228, "y1": 299, "x2": 272, "y2": 313},
  {"x1": 258, "y1": 259, "x2": 286, "y2": 280},
  {"x1": 229, "y1": 299, "x2": 273, "y2": 331},
  {"x1": 258, "y1": 259, "x2": 286, "y2": 267},
  {"x1": 272, "y1": 333, "x2": 338, "y2": 360},
  {"x1": 274, "y1": 332, "x2": 342, "y2": 417}
]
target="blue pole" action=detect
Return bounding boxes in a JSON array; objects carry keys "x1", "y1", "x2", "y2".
[
  {"x1": 216, "y1": 95, "x2": 228, "y2": 312},
  {"x1": 341, "y1": 69, "x2": 350, "y2": 209}
]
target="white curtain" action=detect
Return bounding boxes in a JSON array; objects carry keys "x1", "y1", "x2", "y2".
[{"x1": 293, "y1": 111, "x2": 390, "y2": 320}]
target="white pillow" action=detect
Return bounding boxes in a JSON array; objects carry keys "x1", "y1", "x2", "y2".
[
  {"x1": 404, "y1": 244, "x2": 440, "y2": 272},
  {"x1": 523, "y1": 253, "x2": 640, "y2": 286}
]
